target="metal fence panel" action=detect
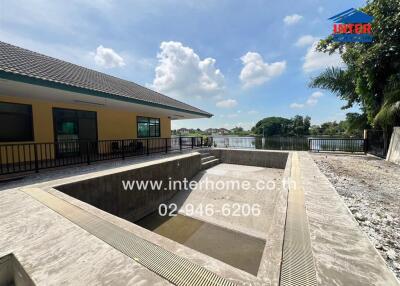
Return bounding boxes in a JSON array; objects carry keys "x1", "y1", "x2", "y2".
[
  {"x1": 0, "y1": 136, "x2": 206, "y2": 177},
  {"x1": 309, "y1": 138, "x2": 365, "y2": 153},
  {"x1": 365, "y1": 130, "x2": 389, "y2": 158}
]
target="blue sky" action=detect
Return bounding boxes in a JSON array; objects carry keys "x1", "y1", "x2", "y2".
[{"x1": 0, "y1": 0, "x2": 365, "y2": 130}]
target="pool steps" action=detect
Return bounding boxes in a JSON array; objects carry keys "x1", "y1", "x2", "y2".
[{"x1": 199, "y1": 152, "x2": 220, "y2": 170}]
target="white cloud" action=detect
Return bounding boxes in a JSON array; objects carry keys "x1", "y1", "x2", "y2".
[
  {"x1": 239, "y1": 52, "x2": 286, "y2": 88},
  {"x1": 290, "y1": 103, "x2": 305, "y2": 109},
  {"x1": 94, "y1": 45, "x2": 125, "y2": 68},
  {"x1": 295, "y1": 35, "x2": 319, "y2": 47},
  {"x1": 303, "y1": 41, "x2": 344, "y2": 73},
  {"x1": 283, "y1": 14, "x2": 303, "y2": 25},
  {"x1": 216, "y1": 99, "x2": 238, "y2": 109},
  {"x1": 306, "y1": 91, "x2": 323, "y2": 106},
  {"x1": 290, "y1": 91, "x2": 323, "y2": 109},
  {"x1": 152, "y1": 41, "x2": 224, "y2": 99}
]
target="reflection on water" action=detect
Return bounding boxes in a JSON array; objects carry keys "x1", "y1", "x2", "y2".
[
  {"x1": 213, "y1": 136, "x2": 257, "y2": 149},
  {"x1": 136, "y1": 213, "x2": 265, "y2": 275}
]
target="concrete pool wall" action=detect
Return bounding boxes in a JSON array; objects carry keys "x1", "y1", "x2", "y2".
[
  {"x1": 52, "y1": 149, "x2": 291, "y2": 284},
  {"x1": 55, "y1": 149, "x2": 289, "y2": 223},
  {"x1": 209, "y1": 148, "x2": 288, "y2": 169},
  {"x1": 56, "y1": 152, "x2": 202, "y2": 222}
]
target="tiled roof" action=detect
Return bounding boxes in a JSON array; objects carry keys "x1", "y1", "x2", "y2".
[{"x1": 0, "y1": 41, "x2": 212, "y2": 117}]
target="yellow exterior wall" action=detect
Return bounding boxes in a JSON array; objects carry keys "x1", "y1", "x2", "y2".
[
  {"x1": 0, "y1": 94, "x2": 171, "y2": 143},
  {"x1": 0, "y1": 94, "x2": 171, "y2": 164}
]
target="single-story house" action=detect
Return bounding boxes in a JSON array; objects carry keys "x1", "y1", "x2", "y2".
[{"x1": 0, "y1": 41, "x2": 211, "y2": 168}]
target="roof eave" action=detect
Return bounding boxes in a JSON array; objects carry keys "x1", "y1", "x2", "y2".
[{"x1": 0, "y1": 70, "x2": 213, "y2": 118}]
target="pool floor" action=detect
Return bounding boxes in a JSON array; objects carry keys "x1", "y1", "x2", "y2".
[{"x1": 135, "y1": 213, "x2": 265, "y2": 275}]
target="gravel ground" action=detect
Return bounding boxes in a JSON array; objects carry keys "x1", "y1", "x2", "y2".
[{"x1": 311, "y1": 153, "x2": 400, "y2": 279}]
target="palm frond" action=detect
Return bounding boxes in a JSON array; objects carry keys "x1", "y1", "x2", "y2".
[
  {"x1": 309, "y1": 67, "x2": 358, "y2": 108},
  {"x1": 374, "y1": 88, "x2": 400, "y2": 127}
]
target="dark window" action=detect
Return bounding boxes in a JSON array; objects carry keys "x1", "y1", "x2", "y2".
[
  {"x1": 0, "y1": 102, "x2": 34, "y2": 142},
  {"x1": 53, "y1": 108, "x2": 97, "y2": 142},
  {"x1": 137, "y1": 117, "x2": 160, "y2": 138}
]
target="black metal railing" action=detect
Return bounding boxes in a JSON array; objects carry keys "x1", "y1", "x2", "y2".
[
  {"x1": 213, "y1": 136, "x2": 309, "y2": 150},
  {"x1": 309, "y1": 138, "x2": 366, "y2": 153},
  {"x1": 262, "y1": 137, "x2": 309, "y2": 151},
  {"x1": 211, "y1": 136, "x2": 367, "y2": 153},
  {"x1": 0, "y1": 136, "x2": 208, "y2": 176}
]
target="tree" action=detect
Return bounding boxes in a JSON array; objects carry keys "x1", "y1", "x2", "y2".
[
  {"x1": 252, "y1": 115, "x2": 311, "y2": 136},
  {"x1": 252, "y1": 117, "x2": 291, "y2": 136},
  {"x1": 308, "y1": 113, "x2": 367, "y2": 137},
  {"x1": 290, "y1": 115, "x2": 311, "y2": 136},
  {"x1": 374, "y1": 77, "x2": 400, "y2": 128},
  {"x1": 345, "y1": 112, "x2": 370, "y2": 135},
  {"x1": 231, "y1": 126, "x2": 251, "y2": 136},
  {"x1": 310, "y1": 0, "x2": 400, "y2": 130}
]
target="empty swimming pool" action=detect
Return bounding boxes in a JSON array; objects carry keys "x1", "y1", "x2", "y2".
[
  {"x1": 136, "y1": 212, "x2": 265, "y2": 275},
  {"x1": 54, "y1": 150, "x2": 290, "y2": 283}
]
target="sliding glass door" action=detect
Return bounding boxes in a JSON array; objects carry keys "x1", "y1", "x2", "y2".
[{"x1": 53, "y1": 108, "x2": 97, "y2": 156}]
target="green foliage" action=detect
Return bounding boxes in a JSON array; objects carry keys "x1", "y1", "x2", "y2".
[
  {"x1": 345, "y1": 112, "x2": 370, "y2": 135},
  {"x1": 252, "y1": 115, "x2": 311, "y2": 136},
  {"x1": 230, "y1": 126, "x2": 252, "y2": 136},
  {"x1": 309, "y1": 121, "x2": 346, "y2": 136},
  {"x1": 310, "y1": 0, "x2": 400, "y2": 128},
  {"x1": 309, "y1": 113, "x2": 368, "y2": 137},
  {"x1": 309, "y1": 67, "x2": 358, "y2": 109},
  {"x1": 374, "y1": 87, "x2": 400, "y2": 127}
]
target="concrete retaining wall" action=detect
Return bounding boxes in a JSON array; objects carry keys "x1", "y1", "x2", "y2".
[
  {"x1": 386, "y1": 127, "x2": 400, "y2": 165},
  {"x1": 209, "y1": 148, "x2": 288, "y2": 169},
  {"x1": 56, "y1": 153, "x2": 201, "y2": 222}
]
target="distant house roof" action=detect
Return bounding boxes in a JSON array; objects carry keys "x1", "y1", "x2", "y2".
[{"x1": 0, "y1": 41, "x2": 212, "y2": 118}]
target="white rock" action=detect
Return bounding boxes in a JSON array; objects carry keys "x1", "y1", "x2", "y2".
[{"x1": 386, "y1": 249, "x2": 397, "y2": 260}]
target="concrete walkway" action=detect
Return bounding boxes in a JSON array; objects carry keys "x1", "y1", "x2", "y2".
[
  {"x1": 297, "y1": 152, "x2": 399, "y2": 285},
  {"x1": 0, "y1": 149, "x2": 398, "y2": 285}
]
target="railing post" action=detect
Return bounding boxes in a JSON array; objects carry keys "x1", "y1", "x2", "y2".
[
  {"x1": 363, "y1": 129, "x2": 368, "y2": 154},
  {"x1": 165, "y1": 138, "x2": 168, "y2": 153},
  {"x1": 191, "y1": 137, "x2": 194, "y2": 149},
  {"x1": 121, "y1": 140, "x2": 125, "y2": 160},
  {"x1": 179, "y1": 136, "x2": 182, "y2": 151},
  {"x1": 86, "y1": 141, "x2": 91, "y2": 165},
  {"x1": 34, "y1": 144, "x2": 39, "y2": 173},
  {"x1": 146, "y1": 139, "x2": 149, "y2": 155},
  {"x1": 364, "y1": 139, "x2": 368, "y2": 154},
  {"x1": 200, "y1": 137, "x2": 203, "y2": 148}
]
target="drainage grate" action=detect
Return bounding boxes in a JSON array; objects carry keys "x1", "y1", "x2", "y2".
[
  {"x1": 280, "y1": 153, "x2": 317, "y2": 286},
  {"x1": 22, "y1": 188, "x2": 236, "y2": 286}
]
